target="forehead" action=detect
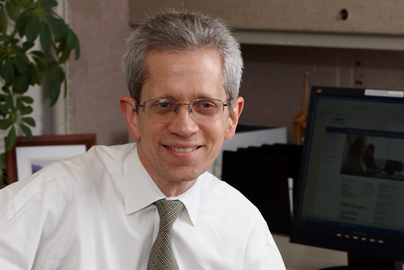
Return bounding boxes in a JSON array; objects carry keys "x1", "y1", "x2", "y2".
[{"x1": 141, "y1": 49, "x2": 226, "y2": 100}]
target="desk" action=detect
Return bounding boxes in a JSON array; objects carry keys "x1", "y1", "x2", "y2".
[
  {"x1": 273, "y1": 234, "x2": 346, "y2": 270},
  {"x1": 273, "y1": 234, "x2": 404, "y2": 270}
]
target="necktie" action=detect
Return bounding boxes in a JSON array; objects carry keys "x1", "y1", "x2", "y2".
[{"x1": 147, "y1": 199, "x2": 184, "y2": 270}]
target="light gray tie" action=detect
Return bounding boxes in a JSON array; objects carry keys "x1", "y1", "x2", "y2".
[{"x1": 147, "y1": 199, "x2": 184, "y2": 270}]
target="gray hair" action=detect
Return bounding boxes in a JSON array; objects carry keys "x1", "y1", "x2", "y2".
[{"x1": 121, "y1": 9, "x2": 243, "y2": 110}]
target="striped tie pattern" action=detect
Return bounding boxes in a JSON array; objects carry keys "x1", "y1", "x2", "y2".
[{"x1": 147, "y1": 199, "x2": 184, "y2": 270}]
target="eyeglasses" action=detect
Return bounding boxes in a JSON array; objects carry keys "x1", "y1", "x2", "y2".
[{"x1": 136, "y1": 98, "x2": 229, "y2": 122}]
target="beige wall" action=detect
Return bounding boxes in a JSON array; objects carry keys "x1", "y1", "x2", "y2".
[
  {"x1": 70, "y1": 0, "x2": 131, "y2": 145},
  {"x1": 68, "y1": 4, "x2": 404, "y2": 145},
  {"x1": 129, "y1": 0, "x2": 404, "y2": 35},
  {"x1": 239, "y1": 45, "x2": 404, "y2": 142}
]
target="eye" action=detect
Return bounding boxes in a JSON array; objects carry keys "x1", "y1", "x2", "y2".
[
  {"x1": 192, "y1": 100, "x2": 221, "y2": 115},
  {"x1": 149, "y1": 100, "x2": 175, "y2": 112},
  {"x1": 195, "y1": 100, "x2": 216, "y2": 109},
  {"x1": 200, "y1": 102, "x2": 214, "y2": 109},
  {"x1": 158, "y1": 102, "x2": 171, "y2": 108},
  {"x1": 151, "y1": 100, "x2": 174, "y2": 108}
]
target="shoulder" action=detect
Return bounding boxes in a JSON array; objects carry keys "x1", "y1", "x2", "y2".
[
  {"x1": 198, "y1": 173, "x2": 285, "y2": 268},
  {"x1": 0, "y1": 143, "x2": 136, "y2": 224},
  {"x1": 199, "y1": 172, "x2": 265, "y2": 222},
  {"x1": 0, "y1": 169, "x2": 67, "y2": 231},
  {"x1": 45, "y1": 143, "x2": 136, "y2": 179}
]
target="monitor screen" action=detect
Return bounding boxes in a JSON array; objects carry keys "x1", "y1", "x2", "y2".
[{"x1": 290, "y1": 86, "x2": 404, "y2": 270}]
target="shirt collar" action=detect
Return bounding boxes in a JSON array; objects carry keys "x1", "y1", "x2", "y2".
[{"x1": 124, "y1": 143, "x2": 202, "y2": 226}]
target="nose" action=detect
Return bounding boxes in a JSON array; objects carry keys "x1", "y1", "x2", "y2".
[{"x1": 168, "y1": 104, "x2": 199, "y2": 137}]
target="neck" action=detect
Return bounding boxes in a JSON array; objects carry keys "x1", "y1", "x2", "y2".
[
  {"x1": 136, "y1": 142, "x2": 198, "y2": 197},
  {"x1": 154, "y1": 178, "x2": 196, "y2": 197}
]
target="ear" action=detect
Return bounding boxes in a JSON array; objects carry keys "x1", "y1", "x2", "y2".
[
  {"x1": 119, "y1": 96, "x2": 141, "y2": 141},
  {"x1": 224, "y1": 96, "x2": 244, "y2": 140}
]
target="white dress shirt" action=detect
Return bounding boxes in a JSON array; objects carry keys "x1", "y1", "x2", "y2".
[{"x1": 0, "y1": 143, "x2": 286, "y2": 270}]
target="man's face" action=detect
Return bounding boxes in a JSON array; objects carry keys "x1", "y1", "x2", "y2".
[{"x1": 122, "y1": 49, "x2": 243, "y2": 195}]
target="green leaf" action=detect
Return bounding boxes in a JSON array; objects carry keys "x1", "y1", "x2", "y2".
[
  {"x1": 18, "y1": 0, "x2": 30, "y2": 6},
  {"x1": 43, "y1": 53, "x2": 57, "y2": 63},
  {"x1": 16, "y1": 10, "x2": 30, "y2": 38},
  {"x1": 1, "y1": 85, "x2": 11, "y2": 94},
  {"x1": 0, "y1": 153, "x2": 6, "y2": 173},
  {"x1": 15, "y1": 95, "x2": 21, "y2": 109},
  {"x1": 0, "y1": 56, "x2": 3, "y2": 75},
  {"x1": 2, "y1": 58, "x2": 14, "y2": 84},
  {"x1": 22, "y1": 117, "x2": 36, "y2": 127},
  {"x1": 40, "y1": 0, "x2": 58, "y2": 8},
  {"x1": 5, "y1": 126, "x2": 16, "y2": 151},
  {"x1": 18, "y1": 96, "x2": 34, "y2": 104},
  {"x1": 0, "y1": 34, "x2": 8, "y2": 42},
  {"x1": 67, "y1": 29, "x2": 75, "y2": 49},
  {"x1": 6, "y1": 1, "x2": 21, "y2": 22},
  {"x1": 25, "y1": 14, "x2": 40, "y2": 43},
  {"x1": 13, "y1": 75, "x2": 29, "y2": 93},
  {"x1": 58, "y1": 45, "x2": 70, "y2": 64},
  {"x1": 0, "y1": 104, "x2": 8, "y2": 116},
  {"x1": 32, "y1": 56, "x2": 46, "y2": 72},
  {"x1": 0, "y1": 119, "x2": 12, "y2": 129},
  {"x1": 72, "y1": 32, "x2": 80, "y2": 59},
  {"x1": 10, "y1": 38, "x2": 19, "y2": 46},
  {"x1": 45, "y1": 13, "x2": 68, "y2": 41},
  {"x1": 19, "y1": 122, "x2": 33, "y2": 138},
  {"x1": 30, "y1": 50, "x2": 44, "y2": 58},
  {"x1": 47, "y1": 65, "x2": 61, "y2": 83},
  {"x1": 22, "y1": 41, "x2": 35, "y2": 51},
  {"x1": 20, "y1": 104, "x2": 33, "y2": 115},
  {"x1": 0, "y1": 7, "x2": 7, "y2": 34},
  {"x1": 48, "y1": 80, "x2": 61, "y2": 106},
  {"x1": 39, "y1": 21, "x2": 52, "y2": 52},
  {"x1": 4, "y1": 95, "x2": 14, "y2": 109},
  {"x1": 16, "y1": 49, "x2": 29, "y2": 64},
  {"x1": 14, "y1": 56, "x2": 27, "y2": 74},
  {"x1": 28, "y1": 62, "x2": 42, "y2": 85}
]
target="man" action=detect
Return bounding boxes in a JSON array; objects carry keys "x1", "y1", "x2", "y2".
[
  {"x1": 363, "y1": 144, "x2": 377, "y2": 169},
  {"x1": 0, "y1": 9, "x2": 286, "y2": 269}
]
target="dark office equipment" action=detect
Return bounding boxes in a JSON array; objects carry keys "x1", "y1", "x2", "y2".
[
  {"x1": 290, "y1": 86, "x2": 404, "y2": 270},
  {"x1": 222, "y1": 148, "x2": 292, "y2": 235},
  {"x1": 384, "y1": 160, "x2": 402, "y2": 175},
  {"x1": 245, "y1": 143, "x2": 302, "y2": 209}
]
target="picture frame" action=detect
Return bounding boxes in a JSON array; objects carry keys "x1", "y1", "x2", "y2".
[{"x1": 5, "y1": 134, "x2": 97, "y2": 184}]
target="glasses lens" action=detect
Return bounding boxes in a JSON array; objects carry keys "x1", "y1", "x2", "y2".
[
  {"x1": 190, "y1": 99, "x2": 224, "y2": 122},
  {"x1": 144, "y1": 99, "x2": 177, "y2": 122}
]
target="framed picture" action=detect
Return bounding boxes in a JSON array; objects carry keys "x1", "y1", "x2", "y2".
[{"x1": 5, "y1": 134, "x2": 97, "y2": 184}]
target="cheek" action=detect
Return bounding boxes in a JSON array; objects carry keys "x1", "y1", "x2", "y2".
[
  {"x1": 204, "y1": 120, "x2": 229, "y2": 146},
  {"x1": 138, "y1": 122, "x2": 169, "y2": 147}
]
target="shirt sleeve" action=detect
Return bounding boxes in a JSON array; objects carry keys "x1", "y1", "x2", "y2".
[
  {"x1": 243, "y1": 222, "x2": 286, "y2": 270},
  {"x1": 0, "y1": 174, "x2": 68, "y2": 269}
]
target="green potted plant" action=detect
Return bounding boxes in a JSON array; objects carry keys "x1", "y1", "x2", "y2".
[{"x1": 0, "y1": 0, "x2": 80, "y2": 187}]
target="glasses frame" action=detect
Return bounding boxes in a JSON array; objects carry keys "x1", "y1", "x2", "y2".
[{"x1": 136, "y1": 98, "x2": 229, "y2": 123}]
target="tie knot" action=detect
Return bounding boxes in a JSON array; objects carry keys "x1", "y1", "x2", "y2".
[{"x1": 154, "y1": 199, "x2": 184, "y2": 231}]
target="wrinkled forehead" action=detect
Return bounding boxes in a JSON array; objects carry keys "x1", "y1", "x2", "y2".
[{"x1": 140, "y1": 49, "x2": 226, "y2": 99}]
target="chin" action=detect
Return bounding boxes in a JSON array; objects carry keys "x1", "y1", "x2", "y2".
[{"x1": 166, "y1": 165, "x2": 207, "y2": 182}]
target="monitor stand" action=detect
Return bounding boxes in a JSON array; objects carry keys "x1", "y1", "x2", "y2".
[{"x1": 320, "y1": 253, "x2": 402, "y2": 270}]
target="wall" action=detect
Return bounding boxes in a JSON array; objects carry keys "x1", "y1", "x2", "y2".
[
  {"x1": 129, "y1": 0, "x2": 404, "y2": 35},
  {"x1": 239, "y1": 45, "x2": 404, "y2": 142},
  {"x1": 67, "y1": 3, "x2": 404, "y2": 146},
  {"x1": 69, "y1": 0, "x2": 131, "y2": 146}
]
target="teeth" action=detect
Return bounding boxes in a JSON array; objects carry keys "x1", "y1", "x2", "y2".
[{"x1": 168, "y1": 146, "x2": 198, "y2": 153}]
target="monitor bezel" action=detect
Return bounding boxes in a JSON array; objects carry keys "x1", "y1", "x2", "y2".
[{"x1": 290, "y1": 86, "x2": 404, "y2": 263}]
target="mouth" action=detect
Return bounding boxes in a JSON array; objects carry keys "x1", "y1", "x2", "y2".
[{"x1": 165, "y1": 145, "x2": 200, "y2": 153}]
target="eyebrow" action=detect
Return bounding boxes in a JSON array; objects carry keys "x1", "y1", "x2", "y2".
[{"x1": 150, "y1": 95, "x2": 219, "y2": 102}]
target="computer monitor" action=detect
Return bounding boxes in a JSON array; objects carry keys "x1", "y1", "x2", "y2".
[{"x1": 290, "y1": 86, "x2": 404, "y2": 270}]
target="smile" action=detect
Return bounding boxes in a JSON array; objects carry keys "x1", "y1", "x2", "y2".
[{"x1": 166, "y1": 146, "x2": 199, "y2": 153}]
